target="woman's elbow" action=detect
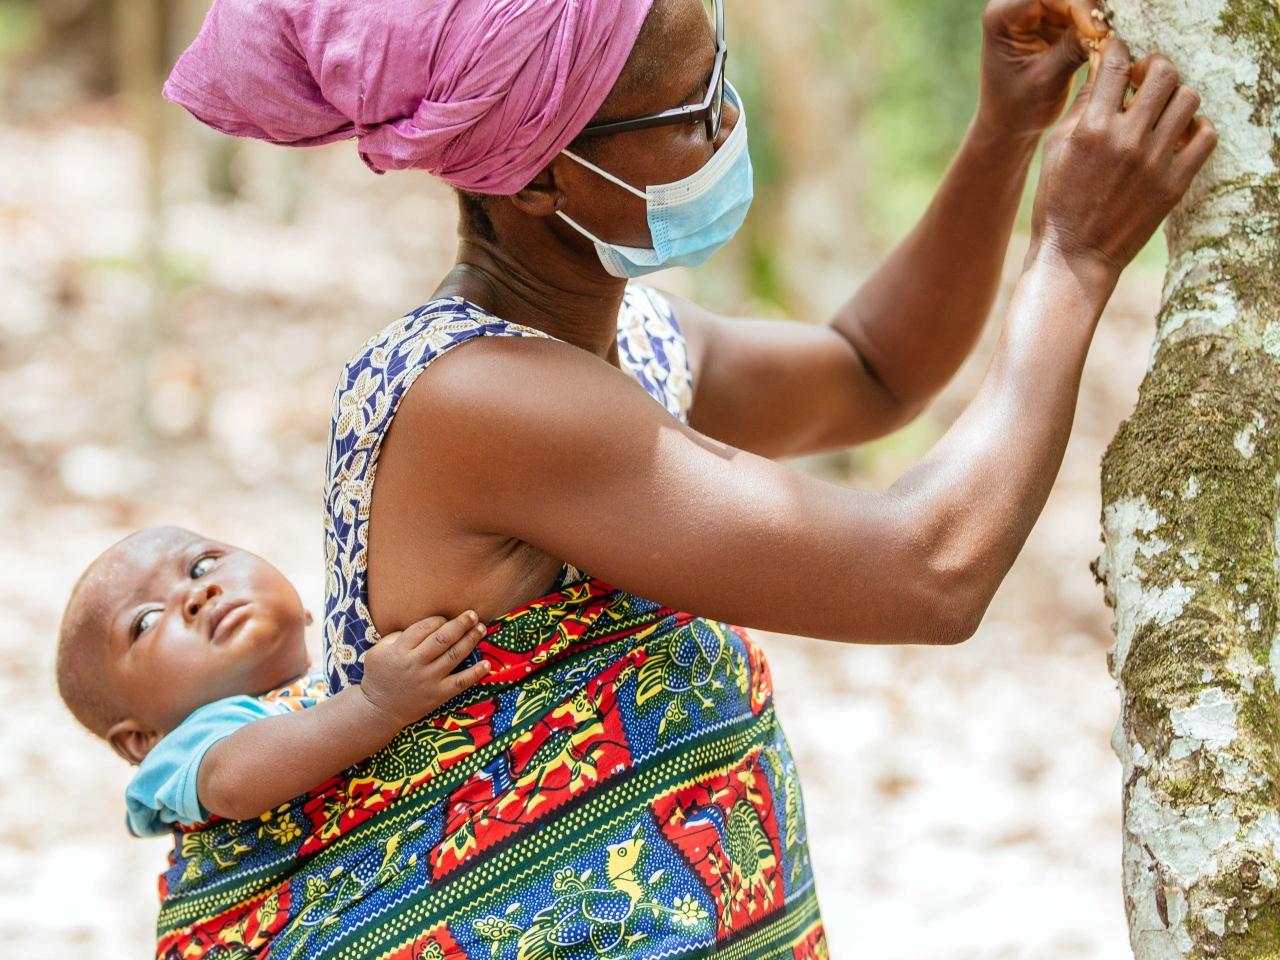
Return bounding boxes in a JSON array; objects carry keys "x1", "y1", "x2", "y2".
[
  {"x1": 839, "y1": 591, "x2": 985, "y2": 646},
  {"x1": 927, "y1": 599, "x2": 985, "y2": 645},
  {"x1": 895, "y1": 554, "x2": 995, "y2": 645},
  {"x1": 880, "y1": 598, "x2": 984, "y2": 646},
  {"x1": 926, "y1": 558, "x2": 998, "y2": 644},
  {"x1": 827, "y1": 503, "x2": 1001, "y2": 645}
]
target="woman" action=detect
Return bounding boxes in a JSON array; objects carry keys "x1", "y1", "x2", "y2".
[{"x1": 154, "y1": 0, "x2": 1214, "y2": 957}]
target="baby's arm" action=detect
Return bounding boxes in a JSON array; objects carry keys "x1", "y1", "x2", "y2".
[{"x1": 196, "y1": 612, "x2": 490, "y2": 822}]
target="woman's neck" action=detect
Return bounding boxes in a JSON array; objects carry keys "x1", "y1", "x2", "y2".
[{"x1": 436, "y1": 231, "x2": 629, "y2": 360}]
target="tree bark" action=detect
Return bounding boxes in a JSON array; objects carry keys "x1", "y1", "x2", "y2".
[{"x1": 1096, "y1": 1, "x2": 1280, "y2": 957}]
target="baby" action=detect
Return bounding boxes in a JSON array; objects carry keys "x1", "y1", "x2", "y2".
[{"x1": 56, "y1": 525, "x2": 490, "y2": 836}]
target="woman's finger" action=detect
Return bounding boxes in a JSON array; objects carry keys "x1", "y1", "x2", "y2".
[
  {"x1": 1041, "y1": 0, "x2": 1108, "y2": 39},
  {"x1": 1172, "y1": 115, "x2": 1218, "y2": 181},
  {"x1": 1152, "y1": 85, "x2": 1202, "y2": 155},
  {"x1": 1127, "y1": 54, "x2": 1181, "y2": 128},
  {"x1": 1041, "y1": 21, "x2": 1088, "y2": 83},
  {"x1": 1130, "y1": 55, "x2": 1149, "y2": 89},
  {"x1": 1087, "y1": 37, "x2": 1134, "y2": 117}
]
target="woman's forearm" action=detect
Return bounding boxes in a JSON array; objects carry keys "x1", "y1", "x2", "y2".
[
  {"x1": 833, "y1": 117, "x2": 1039, "y2": 409},
  {"x1": 890, "y1": 249, "x2": 1118, "y2": 632},
  {"x1": 197, "y1": 687, "x2": 402, "y2": 822}
]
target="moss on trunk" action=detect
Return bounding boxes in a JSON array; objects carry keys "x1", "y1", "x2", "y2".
[{"x1": 1103, "y1": 342, "x2": 1280, "y2": 956}]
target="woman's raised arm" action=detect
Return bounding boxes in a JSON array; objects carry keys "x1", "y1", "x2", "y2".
[
  {"x1": 404, "y1": 246, "x2": 1095, "y2": 645},
  {"x1": 397, "y1": 40, "x2": 1215, "y2": 646}
]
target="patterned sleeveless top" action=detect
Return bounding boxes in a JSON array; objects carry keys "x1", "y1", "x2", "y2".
[
  {"x1": 152, "y1": 281, "x2": 840, "y2": 960},
  {"x1": 322, "y1": 283, "x2": 692, "y2": 690}
]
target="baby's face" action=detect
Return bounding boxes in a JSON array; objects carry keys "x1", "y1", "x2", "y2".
[{"x1": 85, "y1": 527, "x2": 310, "y2": 740}]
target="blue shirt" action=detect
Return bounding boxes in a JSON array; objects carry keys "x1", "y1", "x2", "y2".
[{"x1": 125, "y1": 672, "x2": 327, "y2": 837}]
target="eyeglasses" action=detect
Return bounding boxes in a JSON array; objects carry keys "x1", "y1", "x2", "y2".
[{"x1": 576, "y1": 0, "x2": 726, "y2": 143}]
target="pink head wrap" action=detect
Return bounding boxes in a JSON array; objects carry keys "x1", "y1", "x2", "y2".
[{"x1": 163, "y1": 0, "x2": 656, "y2": 195}]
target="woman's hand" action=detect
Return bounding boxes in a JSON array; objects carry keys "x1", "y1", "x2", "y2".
[
  {"x1": 358, "y1": 611, "x2": 490, "y2": 727},
  {"x1": 1028, "y1": 38, "x2": 1217, "y2": 278},
  {"x1": 977, "y1": 0, "x2": 1110, "y2": 139}
]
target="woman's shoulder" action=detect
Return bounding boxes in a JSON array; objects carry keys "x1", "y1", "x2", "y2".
[
  {"x1": 338, "y1": 296, "x2": 553, "y2": 380},
  {"x1": 327, "y1": 295, "x2": 557, "y2": 481},
  {"x1": 331, "y1": 284, "x2": 693, "y2": 434},
  {"x1": 347, "y1": 284, "x2": 676, "y2": 359}
]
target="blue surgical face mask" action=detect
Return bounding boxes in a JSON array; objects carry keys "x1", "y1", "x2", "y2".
[{"x1": 557, "y1": 81, "x2": 753, "y2": 279}]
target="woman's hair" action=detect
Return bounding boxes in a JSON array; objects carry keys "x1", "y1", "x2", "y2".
[{"x1": 458, "y1": 191, "x2": 501, "y2": 244}]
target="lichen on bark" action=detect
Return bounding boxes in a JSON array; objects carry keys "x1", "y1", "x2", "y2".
[{"x1": 1099, "y1": 0, "x2": 1280, "y2": 957}]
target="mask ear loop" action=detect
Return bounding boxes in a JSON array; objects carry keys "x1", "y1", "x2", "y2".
[
  {"x1": 555, "y1": 207, "x2": 613, "y2": 247},
  {"x1": 560, "y1": 149, "x2": 649, "y2": 200}
]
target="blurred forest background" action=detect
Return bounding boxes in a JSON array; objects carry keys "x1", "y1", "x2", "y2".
[{"x1": 1, "y1": 0, "x2": 1169, "y2": 957}]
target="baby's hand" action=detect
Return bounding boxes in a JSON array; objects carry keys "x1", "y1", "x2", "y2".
[{"x1": 358, "y1": 612, "x2": 491, "y2": 727}]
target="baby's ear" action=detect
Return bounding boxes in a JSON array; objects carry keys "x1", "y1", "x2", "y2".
[
  {"x1": 106, "y1": 719, "x2": 161, "y2": 766},
  {"x1": 304, "y1": 609, "x2": 314, "y2": 627}
]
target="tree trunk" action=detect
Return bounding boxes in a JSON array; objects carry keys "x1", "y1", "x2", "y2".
[{"x1": 1095, "y1": 1, "x2": 1280, "y2": 957}]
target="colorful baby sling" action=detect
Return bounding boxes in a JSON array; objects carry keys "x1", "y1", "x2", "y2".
[{"x1": 154, "y1": 285, "x2": 827, "y2": 959}]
